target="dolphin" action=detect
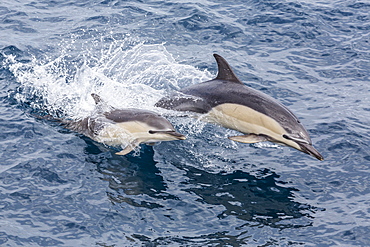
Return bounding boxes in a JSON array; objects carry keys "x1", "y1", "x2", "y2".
[
  {"x1": 66, "y1": 93, "x2": 186, "y2": 155},
  {"x1": 155, "y1": 54, "x2": 323, "y2": 160}
]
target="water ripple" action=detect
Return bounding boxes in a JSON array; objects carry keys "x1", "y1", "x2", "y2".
[{"x1": 1, "y1": 0, "x2": 370, "y2": 246}]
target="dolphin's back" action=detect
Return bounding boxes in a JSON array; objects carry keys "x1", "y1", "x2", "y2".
[
  {"x1": 183, "y1": 79, "x2": 299, "y2": 124},
  {"x1": 104, "y1": 109, "x2": 174, "y2": 130}
]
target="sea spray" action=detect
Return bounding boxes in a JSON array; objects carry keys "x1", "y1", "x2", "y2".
[{"x1": 5, "y1": 42, "x2": 212, "y2": 121}]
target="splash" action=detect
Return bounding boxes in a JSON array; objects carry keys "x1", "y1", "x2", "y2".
[{"x1": 6, "y1": 41, "x2": 212, "y2": 120}]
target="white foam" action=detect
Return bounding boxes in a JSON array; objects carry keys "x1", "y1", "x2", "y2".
[{"x1": 7, "y1": 41, "x2": 212, "y2": 122}]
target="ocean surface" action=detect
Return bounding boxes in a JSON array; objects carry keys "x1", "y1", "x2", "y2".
[{"x1": 1, "y1": 0, "x2": 370, "y2": 246}]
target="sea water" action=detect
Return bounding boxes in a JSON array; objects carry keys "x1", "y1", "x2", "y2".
[{"x1": 1, "y1": 0, "x2": 370, "y2": 246}]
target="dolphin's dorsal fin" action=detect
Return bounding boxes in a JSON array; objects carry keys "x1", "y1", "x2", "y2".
[
  {"x1": 91, "y1": 93, "x2": 114, "y2": 113},
  {"x1": 213, "y1": 54, "x2": 242, "y2": 84},
  {"x1": 91, "y1": 93, "x2": 103, "y2": 105}
]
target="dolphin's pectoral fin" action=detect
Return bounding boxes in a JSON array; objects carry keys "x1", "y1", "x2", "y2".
[
  {"x1": 115, "y1": 140, "x2": 140, "y2": 155},
  {"x1": 228, "y1": 134, "x2": 269, "y2": 143},
  {"x1": 115, "y1": 146, "x2": 135, "y2": 155}
]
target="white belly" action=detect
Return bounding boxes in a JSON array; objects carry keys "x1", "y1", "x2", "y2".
[
  {"x1": 94, "y1": 121, "x2": 176, "y2": 146},
  {"x1": 206, "y1": 103, "x2": 300, "y2": 150}
]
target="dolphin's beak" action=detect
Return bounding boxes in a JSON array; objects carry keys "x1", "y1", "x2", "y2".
[
  {"x1": 297, "y1": 142, "x2": 324, "y2": 161},
  {"x1": 149, "y1": 130, "x2": 186, "y2": 140},
  {"x1": 168, "y1": 131, "x2": 187, "y2": 140}
]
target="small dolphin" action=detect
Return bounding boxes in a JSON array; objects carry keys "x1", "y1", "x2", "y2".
[
  {"x1": 155, "y1": 54, "x2": 323, "y2": 160},
  {"x1": 66, "y1": 93, "x2": 186, "y2": 155}
]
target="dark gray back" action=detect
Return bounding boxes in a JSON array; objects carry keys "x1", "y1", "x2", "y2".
[{"x1": 104, "y1": 109, "x2": 174, "y2": 130}]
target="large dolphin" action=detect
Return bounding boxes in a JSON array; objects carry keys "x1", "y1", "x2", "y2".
[
  {"x1": 66, "y1": 93, "x2": 186, "y2": 155},
  {"x1": 155, "y1": 54, "x2": 323, "y2": 160}
]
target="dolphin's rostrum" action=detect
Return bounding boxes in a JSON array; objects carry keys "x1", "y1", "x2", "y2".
[
  {"x1": 155, "y1": 54, "x2": 323, "y2": 160},
  {"x1": 66, "y1": 93, "x2": 186, "y2": 155}
]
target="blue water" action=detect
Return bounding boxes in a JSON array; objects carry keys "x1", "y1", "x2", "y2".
[{"x1": 1, "y1": 0, "x2": 370, "y2": 246}]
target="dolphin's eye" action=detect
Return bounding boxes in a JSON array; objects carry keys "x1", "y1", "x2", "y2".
[
  {"x1": 283, "y1": 134, "x2": 289, "y2": 139},
  {"x1": 149, "y1": 130, "x2": 155, "y2": 134}
]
